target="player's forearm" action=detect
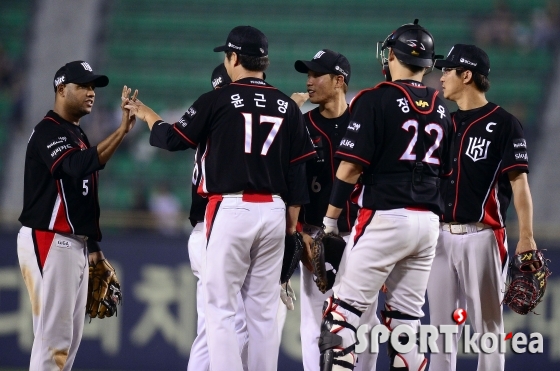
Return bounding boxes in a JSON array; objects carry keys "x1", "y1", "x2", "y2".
[
  {"x1": 96, "y1": 127, "x2": 127, "y2": 165},
  {"x1": 509, "y1": 171, "x2": 534, "y2": 241},
  {"x1": 287, "y1": 205, "x2": 301, "y2": 234},
  {"x1": 326, "y1": 161, "x2": 362, "y2": 219}
]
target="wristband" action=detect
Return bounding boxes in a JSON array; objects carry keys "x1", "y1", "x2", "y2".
[{"x1": 329, "y1": 177, "x2": 355, "y2": 209}]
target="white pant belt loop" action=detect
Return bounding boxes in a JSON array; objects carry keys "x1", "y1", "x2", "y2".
[{"x1": 441, "y1": 222, "x2": 492, "y2": 235}]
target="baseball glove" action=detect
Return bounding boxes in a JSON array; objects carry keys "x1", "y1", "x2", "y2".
[
  {"x1": 303, "y1": 224, "x2": 346, "y2": 294},
  {"x1": 86, "y1": 259, "x2": 122, "y2": 319},
  {"x1": 503, "y1": 249, "x2": 551, "y2": 315},
  {"x1": 281, "y1": 232, "x2": 304, "y2": 284}
]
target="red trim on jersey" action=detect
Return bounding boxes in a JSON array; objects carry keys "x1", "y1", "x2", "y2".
[
  {"x1": 481, "y1": 180, "x2": 502, "y2": 228},
  {"x1": 501, "y1": 163, "x2": 528, "y2": 174},
  {"x1": 50, "y1": 148, "x2": 79, "y2": 174},
  {"x1": 335, "y1": 151, "x2": 371, "y2": 166},
  {"x1": 308, "y1": 112, "x2": 335, "y2": 180},
  {"x1": 229, "y1": 83, "x2": 277, "y2": 89},
  {"x1": 33, "y1": 229, "x2": 55, "y2": 272},
  {"x1": 348, "y1": 88, "x2": 376, "y2": 113},
  {"x1": 290, "y1": 151, "x2": 316, "y2": 164},
  {"x1": 492, "y1": 228, "x2": 508, "y2": 268},
  {"x1": 53, "y1": 181, "x2": 73, "y2": 233},
  {"x1": 205, "y1": 195, "x2": 223, "y2": 240},
  {"x1": 172, "y1": 125, "x2": 198, "y2": 147},
  {"x1": 353, "y1": 208, "x2": 374, "y2": 245},
  {"x1": 43, "y1": 116, "x2": 61, "y2": 125},
  {"x1": 296, "y1": 221, "x2": 303, "y2": 233},
  {"x1": 405, "y1": 206, "x2": 431, "y2": 211},
  {"x1": 452, "y1": 106, "x2": 501, "y2": 220},
  {"x1": 242, "y1": 191, "x2": 273, "y2": 202},
  {"x1": 345, "y1": 201, "x2": 351, "y2": 231}
]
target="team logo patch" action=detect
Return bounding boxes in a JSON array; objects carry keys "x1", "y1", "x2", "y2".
[
  {"x1": 415, "y1": 100, "x2": 429, "y2": 108},
  {"x1": 313, "y1": 50, "x2": 326, "y2": 59},
  {"x1": 81, "y1": 62, "x2": 93, "y2": 71},
  {"x1": 465, "y1": 137, "x2": 491, "y2": 162}
]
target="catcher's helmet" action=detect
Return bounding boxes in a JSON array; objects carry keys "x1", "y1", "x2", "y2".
[{"x1": 377, "y1": 19, "x2": 437, "y2": 69}]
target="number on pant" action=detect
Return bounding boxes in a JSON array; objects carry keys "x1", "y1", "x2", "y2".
[
  {"x1": 399, "y1": 119, "x2": 444, "y2": 165},
  {"x1": 242, "y1": 113, "x2": 284, "y2": 155}
]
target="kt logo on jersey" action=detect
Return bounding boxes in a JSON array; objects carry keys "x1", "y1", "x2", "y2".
[{"x1": 466, "y1": 137, "x2": 491, "y2": 162}]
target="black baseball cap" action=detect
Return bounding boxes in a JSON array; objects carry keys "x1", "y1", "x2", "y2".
[
  {"x1": 435, "y1": 44, "x2": 490, "y2": 77},
  {"x1": 294, "y1": 49, "x2": 351, "y2": 85},
  {"x1": 213, "y1": 26, "x2": 268, "y2": 57},
  {"x1": 53, "y1": 61, "x2": 109, "y2": 92},
  {"x1": 210, "y1": 63, "x2": 232, "y2": 89}
]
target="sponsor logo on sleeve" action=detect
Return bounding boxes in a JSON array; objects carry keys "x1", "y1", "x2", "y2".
[
  {"x1": 50, "y1": 144, "x2": 73, "y2": 158},
  {"x1": 347, "y1": 122, "x2": 361, "y2": 132},
  {"x1": 212, "y1": 77, "x2": 222, "y2": 89},
  {"x1": 46, "y1": 136, "x2": 68, "y2": 149},
  {"x1": 515, "y1": 151, "x2": 528, "y2": 161},
  {"x1": 340, "y1": 139, "x2": 355, "y2": 149},
  {"x1": 186, "y1": 107, "x2": 197, "y2": 118},
  {"x1": 513, "y1": 138, "x2": 527, "y2": 149},
  {"x1": 179, "y1": 117, "x2": 188, "y2": 127}
]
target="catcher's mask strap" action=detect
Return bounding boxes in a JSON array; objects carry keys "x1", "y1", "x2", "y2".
[{"x1": 333, "y1": 297, "x2": 362, "y2": 317}]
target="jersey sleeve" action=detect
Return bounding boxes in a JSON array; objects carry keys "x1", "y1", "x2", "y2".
[
  {"x1": 171, "y1": 91, "x2": 216, "y2": 148},
  {"x1": 150, "y1": 120, "x2": 190, "y2": 151},
  {"x1": 335, "y1": 92, "x2": 375, "y2": 168},
  {"x1": 289, "y1": 108, "x2": 317, "y2": 166},
  {"x1": 500, "y1": 114, "x2": 529, "y2": 174},
  {"x1": 32, "y1": 123, "x2": 80, "y2": 177},
  {"x1": 61, "y1": 147, "x2": 104, "y2": 178}
]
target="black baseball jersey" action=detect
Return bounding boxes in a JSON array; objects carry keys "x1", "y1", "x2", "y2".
[
  {"x1": 150, "y1": 77, "x2": 316, "y2": 195},
  {"x1": 188, "y1": 144, "x2": 207, "y2": 227},
  {"x1": 441, "y1": 102, "x2": 528, "y2": 227},
  {"x1": 19, "y1": 110, "x2": 104, "y2": 240},
  {"x1": 336, "y1": 80, "x2": 453, "y2": 214},
  {"x1": 300, "y1": 107, "x2": 359, "y2": 233}
]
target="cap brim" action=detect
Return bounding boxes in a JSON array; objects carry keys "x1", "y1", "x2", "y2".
[
  {"x1": 214, "y1": 45, "x2": 229, "y2": 53},
  {"x1": 294, "y1": 60, "x2": 332, "y2": 75},
  {"x1": 72, "y1": 74, "x2": 109, "y2": 87},
  {"x1": 434, "y1": 59, "x2": 461, "y2": 70}
]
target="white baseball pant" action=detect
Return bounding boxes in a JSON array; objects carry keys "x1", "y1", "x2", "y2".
[
  {"x1": 187, "y1": 222, "x2": 249, "y2": 371},
  {"x1": 17, "y1": 226, "x2": 89, "y2": 371},
  {"x1": 299, "y1": 234, "x2": 380, "y2": 371},
  {"x1": 202, "y1": 194, "x2": 285, "y2": 371},
  {"x1": 427, "y1": 226, "x2": 508, "y2": 371}
]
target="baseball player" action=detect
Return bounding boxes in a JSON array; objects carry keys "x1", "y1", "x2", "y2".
[
  {"x1": 187, "y1": 63, "x2": 249, "y2": 371},
  {"x1": 427, "y1": 44, "x2": 536, "y2": 371},
  {"x1": 17, "y1": 61, "x2": 135, "y2": 371},
  {"x1": 126, "y1": 25, "x2": 316, "y2": 371},
  {"x1": 317, "y1": 20, "x2": 453, "y2": 370},
  {"x1": 293, "y1": 49, "x2": 380, "y2": 371}
]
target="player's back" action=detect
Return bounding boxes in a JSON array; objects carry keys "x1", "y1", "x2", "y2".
[
  {"x1": 191, "y1": 77, "x2": 314, "y2": 195},
  {"x1": 337, "y1": 80, "x2": 453, "y2": 213}
]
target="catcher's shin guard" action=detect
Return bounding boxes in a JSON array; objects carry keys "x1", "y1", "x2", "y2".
[
  {"x1": 319, "y1": 295, "x2": 362, "y2": 371},
  {"x1": 381, "y1": 305, "x2": 427, "y2": 371}
]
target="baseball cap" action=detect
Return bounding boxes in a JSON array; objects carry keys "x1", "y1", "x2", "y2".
[
  {"x1": 213, "y1": 26, "x2": 268, "y2": 57},
  {"x1": 53, "y1": 61, "x2": 109, "y2": 92},
  {"x1": 435, "y1": 44, "x2": 490, "y2": 76},
  {"x1": 294, "y1": 49, "x2": 351, "y2": 85},
  {"x1": 210, "y1": 63, "x2": 232, "y2": 89}
]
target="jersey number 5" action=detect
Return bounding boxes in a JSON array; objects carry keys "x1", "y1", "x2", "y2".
[
  {"x1": 399, "y1": 119, "x2": 443, "y2": 165},
  {"x1": 242, "y1": 113, "x2": 284, "y2": 155}
]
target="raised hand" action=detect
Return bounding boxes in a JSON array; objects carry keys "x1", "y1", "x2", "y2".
[{"x1": 120, "y1": 85, "x2": 138, "y2": 133}]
